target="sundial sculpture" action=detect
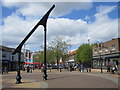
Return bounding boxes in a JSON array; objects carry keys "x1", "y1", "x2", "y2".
[{"x1": 12, "y1": 5, "x2": 55, "y2": 84}]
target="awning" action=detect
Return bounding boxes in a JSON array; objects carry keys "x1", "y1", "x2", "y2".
[
  {"x1": 33, "y1": 62, "x2": 40, "y2": 64},
  {"x1": 66, "y1": 59, "x2": 74, "y2": 62},
  {"x1": 23, "y1": 62, "x2": 40, "y2": 64},
  {"x1": 23, "y1": 63, "x2": 31, "y2": 64}
]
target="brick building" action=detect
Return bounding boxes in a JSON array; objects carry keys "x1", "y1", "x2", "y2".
[{"x1": 92, "y1": 38, "x2": 120, "y2": 69}]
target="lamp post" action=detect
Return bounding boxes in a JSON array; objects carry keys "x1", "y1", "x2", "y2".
[
  {"x1": 100, "y1": 51, "x2": 103, "y2": 73},
  {"x1": 12, "y1": 5, "x2": 55, "y2": 83},
  {"x1": 88, "y1": 38, "x2": 92, "y2": 71},
  {"x1": 99, "y1": 42, "x2": 103, "y2": 73}
]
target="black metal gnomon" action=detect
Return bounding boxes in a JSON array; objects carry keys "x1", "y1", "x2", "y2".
[{"x1": 12, "y1": 5, "x2": 55, "y2": 83}]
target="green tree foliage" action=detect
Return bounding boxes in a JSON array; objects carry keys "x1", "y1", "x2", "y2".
[
  {"x1": 33, "y1": 51, "x2": 44, "y2": 63},
  {"x1": 75, "y1": 44, "x2": 93, "y2": 66},
  {"x1": 48, "y1": 36, "x2": 71, "y2": 65},
  {"x1": 33, "y1": 50, "x2": 55, "y2": 63},
  {"x1": 33, "y1": 36, "x2": 71, "y2": 64}
]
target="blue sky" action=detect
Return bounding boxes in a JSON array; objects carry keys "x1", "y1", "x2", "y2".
[
  {"x1": 61, "y1": 2, "x2": 118, "y2": 21},
  {"x1": 1, "y1": 2, "x2": 119, "y2": 51},
  {"x1": 2, "y1": 2, "x2": 118, "y2": 21}
]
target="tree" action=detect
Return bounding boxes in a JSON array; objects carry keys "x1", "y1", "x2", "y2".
[
  {"x1": 33, "y1": 50, "x2": 55, "y2": 63},
  {"x1": 75, "y1": 44, "x2": 93, "y2": 67},
  {"x1": 48, "y1": 36, "x2": 71, "y2": 66},
  {"x1": 33, "y1": 51, "x2": 44, "y2": 63},
  {"x1": 33, "y1": 36, "x2": 71, "y2": 66}
]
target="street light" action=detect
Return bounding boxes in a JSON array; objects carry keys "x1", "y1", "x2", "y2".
[
  {"x1": 87, "y1": 37, "x2": 92, "y2": 71},
  {"x1": 97, "y1": 41, "x2": 103, "y2": 73},
  {"x1": 12, "y1": 5, "x2": 55, "y2": 83},
  {"x1": 98, "y1": 42, "x2": 103, "y2": 73}
]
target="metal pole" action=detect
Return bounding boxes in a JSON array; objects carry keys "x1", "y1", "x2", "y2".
[
  {"x1": 100, "y1": 54, "x2": 103, "y2": 73},
  {"x1": 43, "y1": 28, "x2": 47, "y2": 80},
  {"x1": 100, "y1": 43, "x2": 103, "y2": 73},
  {"x1": 16, "y1": 52, "x2": 22, "y2": 84}
]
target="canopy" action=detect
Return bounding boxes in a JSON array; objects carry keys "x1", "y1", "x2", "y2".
[
  {"x1": 23, "y1": 62, "x2": 40, "y2": 65},
  {"x1": 23, "y1": 63, "x2": 31, "y2": 65},
  {"x1": 33, "y1": 62, "x2": 40, "y2": 64}
]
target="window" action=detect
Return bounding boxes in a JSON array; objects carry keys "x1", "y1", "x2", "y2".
[
  {"x1": 111, "y1": 45, "x2": 115, "y2": 50},
  {"x1": 12, "y1": 55, "x2": 14, "y2": 60},
  {"x1": 105, "y1": 47, "x2": 108, "y2": 52},
  {"x1": 99, "y1": 48, "x2": 102, "y2": 53},
  {"x1": 2, "y1": 54, "x2": 6, "y2": 58},
  {"x1": 94, "y1": 49, "x2": 97, "y2": 54}
]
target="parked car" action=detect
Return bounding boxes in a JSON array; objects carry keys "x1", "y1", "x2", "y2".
[
  {"x1": 59, "y1": 65, "x2": 64, "y2": 69},
  {"x1": 52, "y1": 65, "x2": 57, "y2": 69}
]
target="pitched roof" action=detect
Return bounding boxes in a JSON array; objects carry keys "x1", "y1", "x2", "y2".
[
  {"x1": 0, "y1": 46, "x2": 15, "y2": 52},
  {"x1": 69, "y1": 50, "x2": 76, "y2": 55}
]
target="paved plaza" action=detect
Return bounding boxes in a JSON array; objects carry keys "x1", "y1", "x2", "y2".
[{"x1": 1, "y1": 69, "x2": 119, "y2": 89}]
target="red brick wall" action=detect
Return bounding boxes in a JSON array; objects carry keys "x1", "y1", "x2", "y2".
[{"x1": 93, "y1": 38, "x2": 120, "y2": 56}]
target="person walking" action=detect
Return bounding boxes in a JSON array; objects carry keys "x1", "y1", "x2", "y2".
[
  {"x1": 27, "y1": 66, "x2": 30, "y2": 73},
  {"x1": 111, "y1": 65, "x2": 115, "y2": 74},
  {"x1": 4, "y1": 66, "x2": 8, "y2": 74},
  {"x1": 106, "y1": 62, "x2": 111, "y2": 73},
  {"x1": 70, "y1": 64, "x2": 73, "y2": 72},
  {"x1": 81, "y1": 64, "x2": 84, "y2": 72}
]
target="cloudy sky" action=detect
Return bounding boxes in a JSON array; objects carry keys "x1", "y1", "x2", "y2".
[{"x1": 1, "y1": 0, "x2": 119, "y2": 52}]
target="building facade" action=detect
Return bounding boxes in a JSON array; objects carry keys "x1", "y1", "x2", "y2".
[
  {"x1": 92, "y1": 38, "x2": 120, "y2": 69},
  {"x1": 66, "y1": 50, "x2": 76, "y2": 66},
  {"x1": 0, "y1": 46, "x2": 24, "y2": 71},
  {"x1": 22, "y1": 49, "x2": 33, "y2": 64}
]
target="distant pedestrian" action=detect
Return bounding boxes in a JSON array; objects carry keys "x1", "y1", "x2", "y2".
[
  {"x1": 111, "y1": 67, "x2": 115, "y2": 74},
  {"x1": 27, "y1": 66, "x2": 30, "y2": 73},
  {"x1": 23, "y1": 67, "x2": 25, "y2": 71},
  {"x1": 41, "y1": 66, "x2": 44, "y2": 73},
  {"x1": 86, "y1": 68, "x2": 88, "y2": 72},
  {"x1": 70, "y1": 64, "x2": 73, "y2": 72},
  {"x1": 106, "y1": 62, "x2": 111, "y2": 73},
  {"x1": 81, "y1": 64, "x2": 84, "y2": 72},
  {"x1": 30, "y1": 68, "x2": 32, "y2": 73},
  {"x1": 4, "y1": 67, "x2": 8, "y2": 74},
  {"x1": 89, "y1": 68, "x2": 91, "y2": 72},
  {"x1": 74, "y1": 65, "x2": 77, "y2": 71},
  {"x1": 111, "y1": 65, "x2": 116, "y2": 74},
  {"x1": 33, "y1": 67, "x2": 34, "y2": 70}
]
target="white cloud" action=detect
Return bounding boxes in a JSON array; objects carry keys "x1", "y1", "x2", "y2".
[
  {"x1": 95, "y1": 5, "x2": 117, "y2": 19},
  {"x1": 88, "y1": 5, "x2": 118, "y2": 43},
  {"x1": 3, "y1": 0, "x2": 119, "y2": 2},
  {"x1": 3, "y1": 2, "x2": 93, "y2": 17},
  {"x1": 1, "y1": 2, "x2": 118, "y2": 51},
  {"x1": 84, "y1": 16, "x2": 90, "y2": 21},
  {"x1": 48, "y1": 18, "x2": 88, "y2": 37}
]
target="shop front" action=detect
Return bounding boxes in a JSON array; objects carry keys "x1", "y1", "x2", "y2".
[{"x1": 92, "y1": 52, "x2": 120, "y2": 69}]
